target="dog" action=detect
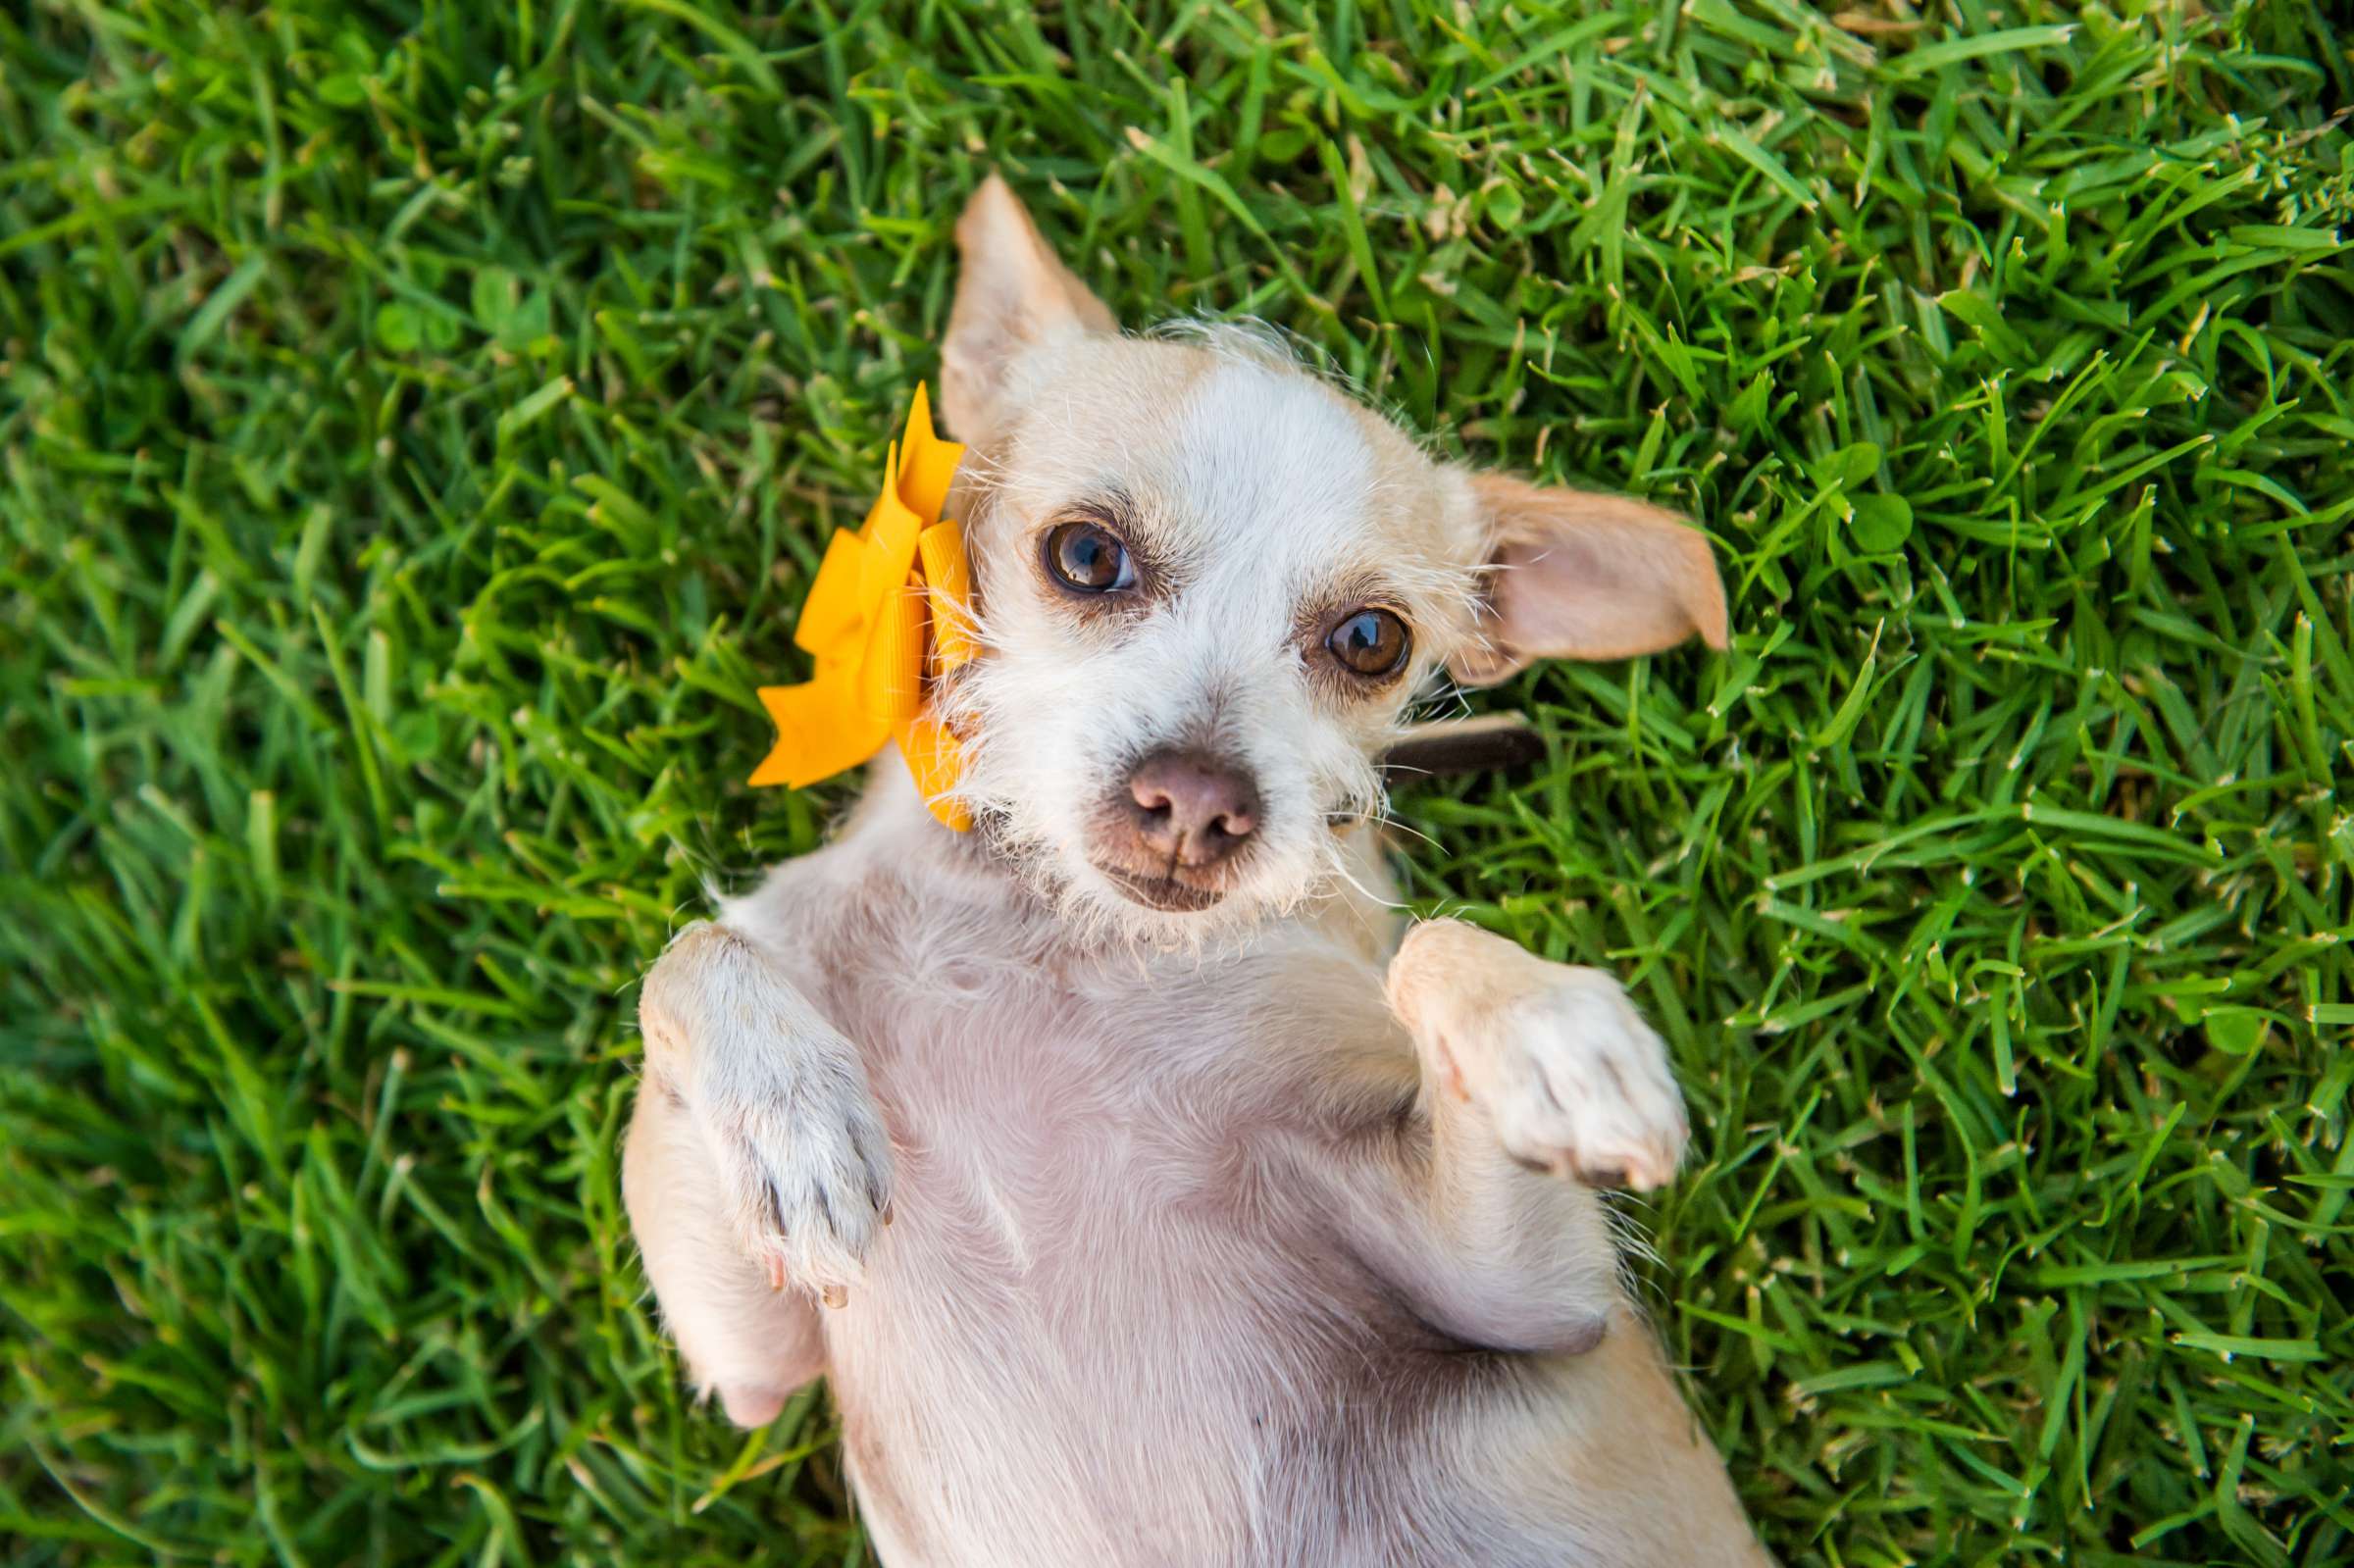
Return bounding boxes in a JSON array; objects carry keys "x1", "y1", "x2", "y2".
[{"x1": 622, "y1": 175, "x2": 1766, "y2": 1566}]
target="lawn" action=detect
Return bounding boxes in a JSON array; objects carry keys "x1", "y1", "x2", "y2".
[{"x1": 3, "y1": 1, "x2": 2350, "y2": 1563}]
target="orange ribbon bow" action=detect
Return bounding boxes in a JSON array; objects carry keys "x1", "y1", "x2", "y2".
[{"x1": 748, "y1": 385, "x2": 976, "y2": 830}]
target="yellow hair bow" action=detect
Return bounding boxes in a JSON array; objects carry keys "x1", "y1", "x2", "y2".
[{"x1": 748, "y1": 384, "x2": 976, "y2": 830}]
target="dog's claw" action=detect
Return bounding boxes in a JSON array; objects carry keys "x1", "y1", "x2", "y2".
[
  {"x1": 698, "y1": 1076, "x2": 894, "y2": 1301},
  {"x1": 822, "y1": 1283, "x2": 849, "y2": 1309}
]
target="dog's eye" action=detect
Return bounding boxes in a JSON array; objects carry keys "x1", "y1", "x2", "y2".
[
  {"x1": 1045, "y1": 522, "x2": 1136, "y2": 593},
  {"x1": 1326, "y1": 608, "x2": 1410, "y2": 679}
]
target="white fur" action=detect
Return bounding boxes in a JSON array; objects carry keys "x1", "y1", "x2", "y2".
[
  {"x1": 627, "y1": 770, "x2": 1762, "y2": 1565},
  {"x1": 934, "y1": 329, "x2": 1467, "y2": 946},
  {"x1": 618, "y1": 177, "x2": 1766, "y2": 1567}
]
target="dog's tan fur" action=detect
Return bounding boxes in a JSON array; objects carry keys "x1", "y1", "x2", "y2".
[{"x1": 623, "y1": 176, "x2": 1765, "y2": 1566}]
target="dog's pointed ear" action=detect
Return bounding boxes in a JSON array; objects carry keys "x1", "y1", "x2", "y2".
[
  {"x1": 1448, "y1": 471, "x2": 1729, "y2": 685},
  {"x1": 941, "y1": 175, "x2": 1117, "y2": 443}
]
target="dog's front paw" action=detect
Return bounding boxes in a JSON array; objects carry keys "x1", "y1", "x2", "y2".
[
  {"x1": 1476, "y1": 975, "x2": 1688, "y2": 1190},
  {"x1": 1390, "y1": 921, "x2": 1689, "y2": 1191},
  {"x1": 640, "y1": 921, "x2": 895, "y2": 1301},
  {"x1": 701, "y1": 1070, "x2": 894, "y2": 1301}
]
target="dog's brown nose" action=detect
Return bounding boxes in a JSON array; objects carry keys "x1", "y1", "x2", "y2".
[{"x1": 1124, "y1": 751, "x2": 1259, "y2": 867}]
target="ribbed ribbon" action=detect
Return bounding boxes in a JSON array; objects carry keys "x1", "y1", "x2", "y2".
[{"x1": 748, "y1": 384, "x2": 975, "y2": 830}]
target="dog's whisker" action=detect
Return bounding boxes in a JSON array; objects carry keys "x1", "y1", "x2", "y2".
[{"x1": 1335, "y1": 810, "x2": 1441, "y2": 853}]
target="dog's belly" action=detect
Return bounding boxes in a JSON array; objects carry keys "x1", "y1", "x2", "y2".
[{"x1": 817, "y1": 1000, "x2": 1540, "y2": 1567}]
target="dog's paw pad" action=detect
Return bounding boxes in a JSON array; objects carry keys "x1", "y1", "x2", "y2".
[{"x1": 718, "y1": 1384, "x2": 789, "y2": 1428}]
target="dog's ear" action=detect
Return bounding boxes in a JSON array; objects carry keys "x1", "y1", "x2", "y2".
[
  {"x1": 1448, "y1": 471, "x2": 1728, "y2": 684},
  {"x1": 941, "y1": 175, "x2": 1117, "y2": 443}
]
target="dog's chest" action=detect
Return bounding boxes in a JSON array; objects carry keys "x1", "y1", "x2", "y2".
[
  {"x1": 839, "y1": 946, "x2": 1321, "y2": 1290},
  {"x1": 801, "y1": 921, "x2": 1430, "y2": 1561}
]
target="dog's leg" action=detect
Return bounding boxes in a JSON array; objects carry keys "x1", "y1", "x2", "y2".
[
  {"x1": 623, "y1": 921, "x2": 893, "y2": 1416},
  {"x1": 1282, "y1": 921, "x2": 1763, "y2": 1562},
  {"x1": 623, "y1": 1075, "x2": 826, "y2": 1424},
  {"x1": 1318, "y1": 918, "x2": 1691, "y2": 1352}
]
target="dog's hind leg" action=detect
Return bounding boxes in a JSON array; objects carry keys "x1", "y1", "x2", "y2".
[{"x1": 623, "y1": 1076, "x2": 826, "y2": 1426}]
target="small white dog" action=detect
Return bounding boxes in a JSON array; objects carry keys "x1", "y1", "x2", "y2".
[{"x1": 624, "y1": 176, "x2": 1766, "y2": 1566}]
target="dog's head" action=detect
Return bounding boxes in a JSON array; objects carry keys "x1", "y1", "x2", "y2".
[{"x1": 927, "y1": 176, "x2": 1726, "y2": 940}]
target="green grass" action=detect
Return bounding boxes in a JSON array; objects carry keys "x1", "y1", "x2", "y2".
[{"x1": 3, "y1": 1, "x2": 2350, "y2": 1563}]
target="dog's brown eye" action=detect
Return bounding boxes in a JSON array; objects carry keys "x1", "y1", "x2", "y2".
[
  {"x1": 1045, "y1": 523, "x2": 1136, "y2": 593},
  {"x1": 1327, "y1": 608, "x2": 1410, "y2": 678}
]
